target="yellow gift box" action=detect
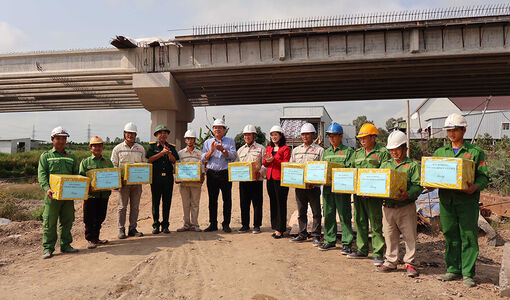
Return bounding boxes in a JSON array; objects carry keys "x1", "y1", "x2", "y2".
[
  {"x1": 175, "y1": 162, "x2": 202, "y2": 182},
  {"x1": 356, "y1": 168, "x2": 407, "y2": 199},
  {"x1": 304, "y1": 161, "x2": 345, "y2": 185},
  {"x1": 49, "y1": 174, "x2": 90, "y2": 200},
  {"x1": 281, "y1": 163, "x2": 312, "y2": 189},
  {"x1": 228, "y1": 161, "x2": 258, "y2": 182},
  {"x1": 123, "y1": 163, "x2": 153, "y2": 185},
  {"x1": 86, "y1": 167, "x2": 122, "y2": 191},
  {"x1": 420, "y1": 157, "x2": 475, "y2": 190},
  {"x1": 331, "y1": 168, "x2": 358, "y2": 194}
]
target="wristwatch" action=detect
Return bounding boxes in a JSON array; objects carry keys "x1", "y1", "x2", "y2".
[{"x1": 222, "y1": 149, "x2": 227, "y2": 154}]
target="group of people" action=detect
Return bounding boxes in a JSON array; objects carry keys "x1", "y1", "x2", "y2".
[{"x1": 37, "y1": 112, "x2": 488, "y2": 287}]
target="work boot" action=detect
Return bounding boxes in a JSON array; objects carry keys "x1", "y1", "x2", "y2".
[
  {"x1": 61, "y1": 247, "x2": 79, "y2": 254},
  {"x1": 463, "y1": 276, "x2": 476, "y2": 287},
  {"x1": 238, "y1": 226, "x2": 249, "y2": 233},
  {"x1": 438, "y1": 272, "x2": 462, "y2": 281},
  {"x1": 128, "y1": 229, "x2": 144, "y2": 237},
  {"x1": 204, "y1": 224, "x2": 218, "y2": 232},
  {"x1": 376, "y1": 264, "x2": 396, "y2": 272},
  {"x1": 118, "y1": 228, "x2": 127, "y2": 239},
  {"x1": 318, "y1": 243, "x2": 337, "y2": 251},
  {"x1": 42, "y1": 251, "x2": 53, "y2": 259},
  {"x1": 222, "y1": 226, "x2": 232, "y2": 233},
  {"x1": 405, "y1": 264, "x2": 419, "y2": 278},
  {"x1": 340, "y1": 246, "x2": 352, "y2": 255},
  {"x1": 162, "y1": 228, "x2": 170, "y2": 234},
  {"x1": 87, "y1": 241, "x2": 97, "y2": 249},
  {"x1": 152, "y1": 227, "x2": 160, "y2": 234}
]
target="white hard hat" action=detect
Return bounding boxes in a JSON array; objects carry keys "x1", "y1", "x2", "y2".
[
  {"x1": 212, "y1": 118, "x2": 226, "y2": 128},
  {"x1": 300, "y1": 123, "x2": 316, "y2": 134},
  {"x1": 269, "y1": 125, "x2": 283, "y2": 134},
  {"x1": 184, "y1": 129, "x2": 196, "y2": 138},
  {"x1": 51, "y1": 126, "x2": 69, "y2": 138},
  {"x1": 123, "y1": 122, "x2": 137, "y2": 133},
  {"x1": 386, "y1": 130, "x2": 407, "y2": 150},
  {"x1": 443, "y1": 113, "x2": 467, "y2": 130},
  {"x1": 242, "y1": 124, "x2": 257, "y2": 134}
]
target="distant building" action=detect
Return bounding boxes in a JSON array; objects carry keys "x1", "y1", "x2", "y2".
[{"x1": 0, "y1": 138, "x2": 43, "y2": 154}]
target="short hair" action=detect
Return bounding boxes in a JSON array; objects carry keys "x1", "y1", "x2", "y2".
[{"x1": 270, "y1": 132, "x2": 286, "y2": 147}]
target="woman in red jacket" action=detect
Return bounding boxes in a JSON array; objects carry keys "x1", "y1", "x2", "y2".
[{"x1": 263, "y1": 125, "x2": 291, "y2": 239}]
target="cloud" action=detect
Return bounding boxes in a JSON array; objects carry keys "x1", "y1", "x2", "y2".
[{"x1": 0, "y1": 22, "x2": 29, "y2": 53}]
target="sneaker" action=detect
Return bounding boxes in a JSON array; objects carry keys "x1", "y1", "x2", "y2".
[
  {"x1": 222, "y1": 226, "x2": 232, "y2": 233},
  {"x1": 405, "y1": 264, "x2": 419, "y2": 278},
  {"x1": 128, "y1": 229, "x2": 144, "y2": 237},
  {"x1": 347, "y1": 250, "x2": 368, "y2": 259},
  {"x1": 438, "y1": 272, "x2": 462, "y2": 281},
  {"x1": 118, "y1": 228, "x2": 127, "y2": 239},
  {"x1": 373, "y1": 257, "x2": 384, "y2": 266},
  {"x1": 87, "y1": 241, "x2": 97, "y2": 249},
  {"x1": 312, "y1": 237, "x2": 321, "y2": 247},
  {"x1": 463, "y1": 276, "x2": 476, "y2": 287},
  {"x1": 204, "y1": 225, "x2": 218, "y2": 232},
  {"x1": 42, "y1": 251, "x2": 53, "y2": 259},
  {"x1": 61, "y1": 247, "x2": 79, "y2": 254},
  {"x1": 318, "y1": 243, "x2": 337, "y2": 251},
  {"x1": 376, "y1": 264, "x2": 396, "y2": 272},
  {"x1": 340, "y1": 246, "x2": 352, "y2": 255},
  {"x1": 290, "y1": 235, "x2": 307, "y2": 243},
  {"x1": 192, "y1": 226, "x2": 202, "y2": 232},
  {"x1": 238, "y1": 226, "x2": 250, "y2": 233},
  {"x1": 176, "y1": 226, "x2": 189, "y2": 232},
  {"x1": 152, "y1": 227, "x2": 160, "y2": 234},
  {"x1": 162, "y1": 228, "x2": 170, "y2": 234},
  {"x1": 97, "y1": 239, "x2": 108, "y2": 245},
  {"x1": 252, "y1": 227, "x2": 261, "y2": 234}
]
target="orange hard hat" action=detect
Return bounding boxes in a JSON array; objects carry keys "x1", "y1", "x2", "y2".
[{"x1": 356, "y1": 123, "x2": 379, "y2": 138}]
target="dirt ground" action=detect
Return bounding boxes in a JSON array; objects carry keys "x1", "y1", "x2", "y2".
[{"x1": 0, "y1": 182, "x2": 505, "y2": 300}]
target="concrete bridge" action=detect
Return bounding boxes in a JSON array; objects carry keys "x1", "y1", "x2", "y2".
[{"x1": 1, "y1": 5, "x2": 510, "y2": 146}]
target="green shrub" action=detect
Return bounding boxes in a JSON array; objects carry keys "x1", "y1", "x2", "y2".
[
  {"x1": 0, "y1": 192, "x2": 30, "y2": 221},
  {"x1": 487, "y1": 151, "x2": 510, "y2": 196},
  {"x1": 31, "y1": 205, "x2": 44, "y2": 221}
]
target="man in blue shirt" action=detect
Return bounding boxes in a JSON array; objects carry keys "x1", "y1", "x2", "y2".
[{"x1": 201, "y1": 118, "x2": 237, "y2": 232}]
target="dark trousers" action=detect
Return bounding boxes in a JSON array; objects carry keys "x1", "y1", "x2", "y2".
[
  {"x1": 239, "y1": 181, "x2": 263, "y2": 228},
  {"x1": 83, "y1": 197, "x2": 109, "y2": 242},
  {"x1": 150, "y1": 175, "x2": 174, "y2": 229},
  {"x1": 267, "y1": 178, "x2": 289, "y2": 233},
  {"x1": 295, "y1": 187, "x2": 322, "y2": 237},
  {"x1": 206, "y1": 169, "x2": 232, "y2": 227}
]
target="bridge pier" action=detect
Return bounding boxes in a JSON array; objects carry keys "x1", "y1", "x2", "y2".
[{"x1": 133, "y1": 72, "x2": 194, "y2": 149}]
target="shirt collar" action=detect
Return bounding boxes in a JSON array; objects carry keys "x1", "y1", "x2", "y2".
[
  {"x1": 51, "y1": 147, "x2": 67, "y2": 155},
  {"x1": 91, "y1": 154, "x2": 103, "y2": 160}
]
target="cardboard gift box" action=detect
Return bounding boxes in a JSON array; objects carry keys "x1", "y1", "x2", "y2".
[
  {"x1": 49, "y1": 174, "x2": 90, "y2": 200},
  {"x1": 228, "y1": 161, "x2": 258, "y2": 182},
  {"x1": 123, "y1": 163, "x2": 153, "y2": 185},
  {"x1": 356, "y1": 168, "x2": 407, "y2": 199},
  {"x1": 331, "y1": 168, "x2": 358, "y2": 194},
  {"x1": 86, "y1": 167, "x2": 121, "y2": 191},
  {"x1": 304, "y1": 161, "x2": 345, "y2": 185},
  {"x1": 280, "y1": 162, "x2": 312, "y2": 189},
  {"x1": 175, "y1": 162, "x2": 201, "y2": 182},
  {"x1": 421, "y1": 156, "x2": 475, "y2": 190}
]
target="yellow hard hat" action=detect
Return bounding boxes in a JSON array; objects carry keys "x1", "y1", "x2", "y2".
[
  {"x1": 89, "y1": 136, "x2": 104, "y2": 145},
  {"x1": 356, "y1": 123, "x2": 379, "y2": 138}
]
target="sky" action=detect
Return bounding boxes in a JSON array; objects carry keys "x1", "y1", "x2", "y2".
[{"x1": 0, "y1": 0, "x2": 500, "y2": 142}]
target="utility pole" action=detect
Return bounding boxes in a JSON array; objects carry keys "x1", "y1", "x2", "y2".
[
  {"x1": 32, "y1": 124, "x2": 35, "y2": 140},
  {"x1": 87, "y1": 123, "x2": 91, "y2": 142}
]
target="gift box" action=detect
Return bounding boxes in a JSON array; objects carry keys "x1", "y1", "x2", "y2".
[
  {"x1": 86, "y1": 167, "x2": 121, "y2": 191},
  {"x1": 228, "y1": 161, "x2": 258, "y2": 182},
  {"x1": 123, "y1": 163, "x2": 153, "y2": 185},
  {"x1": 175, "y1": 162, "x2": 201, "y2": 182},
  {"x1": 304, "y1": 161, "x2": 345, "y2": 185},
  {"x1": 281, "y1": 163, "x2": 312, "y2": 189},
  {"x1": 421, "y1": 156, "x2": 475, "y2": 190},
  {"x1": 331, "y1": 168, "x2": 358, "y2": 194},
  {"x1": 49, "y1": 174, "x2": 90, "y2": 200},
  {"x1": 356, "y1": 168, "x2": 407, "y2": 199}
]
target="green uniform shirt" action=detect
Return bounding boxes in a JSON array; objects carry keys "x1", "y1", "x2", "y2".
[
  {"x1": 79, "y1": 154, "x2": 114, "y2": 199},
  {"x1": 349, "y1": 143, "x2": 391, "y2": 169},
  {"x1": 146, "y1": 141, "x2": 179, "y2": 176},
  {"x1": 322, "y1": 144, "x2": 354, "y2": 167},
  {"x1": 433, "y1": 141, "x2": 489, "y2": 200},
  {"x1": 38, "y1": 148, "x2": 79, "y2": 192},
  {"x1": 380, "y1": 156, "x2": 422, "y2": 207}
]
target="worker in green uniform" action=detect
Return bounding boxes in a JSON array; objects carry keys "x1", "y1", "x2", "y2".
[
  {"x1": 434, "y1": 113, "x2": 489, "y2": 287},
  {"x1": 37, "y1": 126, "x2": 80, "y2": 259},
  {"x1": 318, "y1": 122, "x2": 355, "y2": 255},
  {"x1": 347, "y1": 123, "x2": 391, "y2": 267},
  {"x1": 147, "y1": 124, "x2": 179, "y2": 234},
  {"x1": 79, "y1": 136, "x2": 114, "y2": 249},
  {"x1": 377, "y1": 130, "x2": 421, "y2": 277}
]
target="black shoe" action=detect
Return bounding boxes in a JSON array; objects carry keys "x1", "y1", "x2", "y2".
[
  {"x1": 238, "y1": 226, "x2": 250, "y2": 233},
  {"x1": 252, "y1": 227, "x2": 261, "y2": 234},
  {"x1": 347, "y1": 250, "x2": 368, "y2": 259},
  {"x1": 61, "y1": 247, "x2": 79, "y2": 254},
  {"x1": 162, "y1": 228, "x2": 170, "y2": 234},
  {"x1": 204, "y1": 225, "x2": 218, "y2": 232},
  {"x1": 290, "y1": 235, "x2": 307, "y2": 242},
  {"x1": 318, "y1": 243, "x2": 337, "y2": 251},
  {"x1": 223, "y1": 226, "x2": 232, "y2": 233},
  {"x1": 152, "y1": 227, "x2": 160, "y2": 234},
  {"x1": 128, "y1": 229, "x2": 144, "y2": 237},
  {"x1": 340, "y1": 246, "x2": 352, "y2": 255},
  {"x1": 42, "y1": 251, "x2": 53, "y2": 259},
  {"x1": 312, "y1": 237, "x2": 321, "y2": 247}
]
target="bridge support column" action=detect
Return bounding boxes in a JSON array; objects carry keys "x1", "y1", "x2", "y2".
[{"x1": 133, "y1": 72, "x2": 194, "y2": 149}]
